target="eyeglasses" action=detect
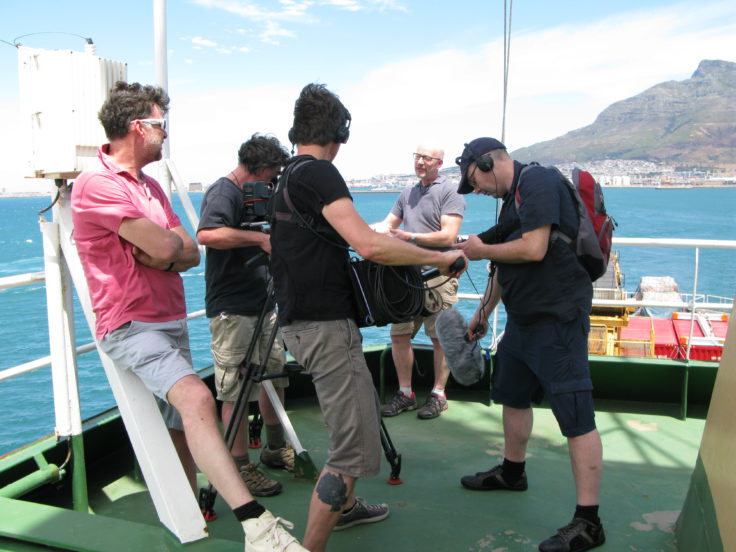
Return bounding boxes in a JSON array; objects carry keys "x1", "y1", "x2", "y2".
[
  {"x1": 413, "y1": 153, "x2": 441, "y2": 163},
  {"x1": 133, "y1": 118, "x2": 167, "y2": 132}
]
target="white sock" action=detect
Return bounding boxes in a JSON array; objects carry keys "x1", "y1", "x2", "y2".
[
  {"x1": 431, "y1": 387, "x2": 446, "y2": 397},
  {"x1": 399, "y1": 386, "x2": 413, "y2": 397}
]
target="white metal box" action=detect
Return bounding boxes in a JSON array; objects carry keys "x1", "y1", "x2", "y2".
[{"x1": 17, "y1": 45, "x2": 127, "y2": 179}]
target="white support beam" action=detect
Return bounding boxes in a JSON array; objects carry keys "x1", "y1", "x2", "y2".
[{"x1": 52, "y1": 183, "x2": 207, "y2": 543}]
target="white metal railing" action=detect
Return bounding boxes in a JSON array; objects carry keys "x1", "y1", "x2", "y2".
[
  {"x1": 0, "y1": 308, "x2": 207, "y2": 383},
  {"x1": 1, "y1": 238, "x2": 734, "y2": 384},
  {"x1": 0, "y1": 272, "x2": 46, "y2": 290}
]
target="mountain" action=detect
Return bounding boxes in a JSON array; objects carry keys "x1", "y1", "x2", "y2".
[{"x1": 512, "y1": 60, "x2": 736, "y2": 169}]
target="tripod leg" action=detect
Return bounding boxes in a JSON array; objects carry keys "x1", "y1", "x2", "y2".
[
  {"x1": 199, "y1": 298, "x2": 272, "y2": 519},
  {"x1": 379, "y1": 419, "x2": 403, "y2": 485},
  {"x1": 374, "y1": 389, "x2": 402, "y2": 484},
  {"x1": 261, "y1": 380, "x2": 318, "y2": 481},
  {"x1": 249, "y1": 410, "x2": 263, "y2": 448}
]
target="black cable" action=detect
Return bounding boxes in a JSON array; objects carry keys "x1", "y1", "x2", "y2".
[
  {"x1": 38, "y1": 179, "x2": 68, "y2": 216},
  {"x1": 38, "y1": 190, "x2": 61, "y2": 216},
  {"x1": 368, "y1": 263, "x2": 425, "y2": 323},
  {"x1": 12, "y1": 32, "x2": 93, "y2": 46},
  {"x1": 468, "y1": 199, "x2": 504, "y2": 339}
]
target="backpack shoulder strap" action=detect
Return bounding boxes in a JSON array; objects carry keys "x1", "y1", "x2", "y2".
[
  {"x1": 514, "y1": 162, "x2": 540, "y2": 211},
  {"x1": 273, "y1": 157, "x2": 313, "y2": 223},
  {"x1": 273, "y1": 157, "x2": 350, "y2": 251},
  {"x1": 514, "y1": 163, "x2": 575, "y2": 246}
]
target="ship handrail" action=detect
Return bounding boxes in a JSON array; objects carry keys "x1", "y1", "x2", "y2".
[
  {"x1": 0, "y1": 308, "x2": 207, "y2": 382},
  {"x1": 1, "y1": 237, "x2": 734, "y2": 384},
  {"x1": 613, "y1": 237, "x2": 736, "y2": 249},
  {"x1": 0, "y1": 272, "x2": 46, "y2": 291},
  {"x1": 458, "y1": 292, "x2": 733, "y2": 311}
]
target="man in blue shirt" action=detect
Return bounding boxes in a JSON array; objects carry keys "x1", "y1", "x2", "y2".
[{"x1": 455, "y1": 138, "x2": 604, "y2": 552}]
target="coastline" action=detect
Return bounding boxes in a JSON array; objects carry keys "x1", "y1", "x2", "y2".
[
  {"x1": 347, "y1": 183, "x2": 736, "y2": 193},
  {"x1": 0, "y1": 183, "x2": 734, "y2": 200}
]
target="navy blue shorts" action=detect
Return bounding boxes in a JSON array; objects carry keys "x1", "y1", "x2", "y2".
[{"x1": 492, "y1": 312, "x2": 596, "y2": 437}]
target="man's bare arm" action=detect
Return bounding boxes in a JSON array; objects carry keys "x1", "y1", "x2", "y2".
[
  {"x1": 119, "y1": 218, "x2": 200, "y2": 272},
  {"x1": 197, "y1": 227, "x2": 270, "y2": 255},
  {"x1": 457, "y1": 225, "x2": 551, "y2": 263},
  {"x1": 322, "y1": 198, "x2": 466, "y2": 275},
  {"x1": 391, "y1": 214, "x2": 462, "y2": 247},
  {"x1": 370, "y1": 212, "x2": 402, "y2": 235}
]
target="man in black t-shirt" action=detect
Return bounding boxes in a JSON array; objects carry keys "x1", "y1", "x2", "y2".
[
  {"x1": 455, "y1": 138, "x2": 604, "y2": 552},
  {"x1": 197, "y1": 134, "x2": 294, "y2": 498},
  {"x1": 270, "y1": 84, "x2": 467, "y2": 552}
]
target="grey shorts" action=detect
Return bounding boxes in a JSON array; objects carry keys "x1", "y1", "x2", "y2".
[
  {"x1": 281, "y1": 319, "x2": 381, "y2": 478},
  {"x1": 99, "y1": 319, "x2": 195, "y2": 431},
  {"x1": 209, "y1": 311, "x2": 288, "y2": 402},
  {"x1": 391, "y1": 276, "x2": 459, "y2": 339},
  {"x1": 492, "y1": 312, "x2": 596, "y2": 438}
]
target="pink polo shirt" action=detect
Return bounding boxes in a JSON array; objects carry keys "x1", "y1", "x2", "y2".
[{"x1": 72, "y1": 145, "x2": 186, "y2": 339}]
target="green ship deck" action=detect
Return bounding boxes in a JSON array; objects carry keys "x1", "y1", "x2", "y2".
[{"x1": 0, "y1": 373, "x2": 708, "y2": 552}]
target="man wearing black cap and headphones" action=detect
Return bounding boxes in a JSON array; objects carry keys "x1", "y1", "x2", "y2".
[
  {"x1": 454, "y1": 138, "x2": 604, "y2": 552},
  {"x1": 269, "y1": 83, "x2": 467, "y2": 552}
]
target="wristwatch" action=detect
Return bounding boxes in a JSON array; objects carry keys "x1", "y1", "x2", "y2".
[{"x1": 409, "y1": 233, "x2": 417, "y2": 244}]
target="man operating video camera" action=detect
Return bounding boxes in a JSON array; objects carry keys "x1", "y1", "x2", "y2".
[{"x1": 197, "y1": 134, "x2": 295, "y2": 498}]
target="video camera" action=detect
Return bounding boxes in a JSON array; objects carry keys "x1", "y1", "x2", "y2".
[{"x1": 240, "y1": 180, "x2": 275, "y2": 228}]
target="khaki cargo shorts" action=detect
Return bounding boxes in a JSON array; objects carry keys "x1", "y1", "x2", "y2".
[{"x1": 209, "y1": 311, "x2": 288, "y2": 402}]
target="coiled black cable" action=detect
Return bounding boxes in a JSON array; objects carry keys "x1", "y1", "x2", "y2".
[
  {"x1": 369, "y1": 263, "x2": 425, "y2": 323},
  {"x1": 348, "y1": 258, "x2": 427, "y2": 327}
]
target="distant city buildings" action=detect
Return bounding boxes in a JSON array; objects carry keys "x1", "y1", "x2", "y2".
[
  {"x1": 2, "y1": 159, "x2": 733, "y2": 197},
  {"x1": 345, "y1": 159, "x2": 735, "y2": 191}
]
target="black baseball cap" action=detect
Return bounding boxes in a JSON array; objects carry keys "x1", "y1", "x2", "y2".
[{"x1": 455, "y1": 137, "x2": 506, "y2": 194}]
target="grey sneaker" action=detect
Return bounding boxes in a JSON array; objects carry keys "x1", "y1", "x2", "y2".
[
  {"x1": 240, "y1": 463, "x2": 283, "y2": 497},
  {"x1": 243, "y1": 510, "x2": 308, "y2": 551},
  {"x1": 417, "y1": 392, "x2": 448, "y2": 419},
  {"x1": 538, "y1": 517, "x2": 605, "y2": 552},
  {"x1": 333, "y1": 497, "x2": 389, "y2": 531},
  {"x1": 260, "y1": 444, "x2": 295, "y2": 472},
  {"x1": 380, "y1": 391, "x2": 417, "y2": 417}
]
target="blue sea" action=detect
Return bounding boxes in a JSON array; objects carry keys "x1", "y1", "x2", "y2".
[{"x1": 1, "y1": 188, "x2": 734, "y2": 454}]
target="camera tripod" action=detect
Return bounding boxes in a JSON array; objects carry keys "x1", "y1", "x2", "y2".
[
  {"x1": 198, "y1": 277, "x2": 318, "y2": 520},
  {"x1": 198, "y1": 277, "x2": 404, "y2": 519}
]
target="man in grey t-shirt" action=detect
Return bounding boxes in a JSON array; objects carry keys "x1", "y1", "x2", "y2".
[{"x1": 372, "y1": 145, "x2": 466, "y2": 419}]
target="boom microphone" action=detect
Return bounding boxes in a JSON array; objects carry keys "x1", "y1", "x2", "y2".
[{"x1": 436, "y1": 307, "x2": 486, "y2": 386}]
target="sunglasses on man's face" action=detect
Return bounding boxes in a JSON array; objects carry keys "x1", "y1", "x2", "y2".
[{"x1": 132, "y1": 118, "x2": 167, "y2": 132}]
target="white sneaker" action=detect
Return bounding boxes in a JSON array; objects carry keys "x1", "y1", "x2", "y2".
[{"x1": 243, "y1": 510, "x2": 308, "y2": 552}]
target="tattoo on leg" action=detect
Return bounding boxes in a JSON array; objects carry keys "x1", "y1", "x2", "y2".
[{"x1": 316, "y1": 472, "x2": 348, "y2": 512}]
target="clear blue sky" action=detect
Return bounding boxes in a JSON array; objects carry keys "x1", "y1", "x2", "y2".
[{"x1": 1, "y1": 0, "x2": 734, "y2": 189}]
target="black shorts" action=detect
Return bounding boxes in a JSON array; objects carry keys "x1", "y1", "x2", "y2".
[{"x1": 492, "y1": 311, "x2": 596, "y2": 437}]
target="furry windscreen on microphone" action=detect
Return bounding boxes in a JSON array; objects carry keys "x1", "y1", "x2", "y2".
[{"x1": 435, "y1": 307, "x2": 485, "y2": 386}]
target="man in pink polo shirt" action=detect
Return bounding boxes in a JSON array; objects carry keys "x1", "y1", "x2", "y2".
[{"x1": 72, "y1": 81, "x2": 306, "y2": 552}]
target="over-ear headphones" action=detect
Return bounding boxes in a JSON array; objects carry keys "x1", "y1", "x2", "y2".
[
  {"x1": 475, "y1": 154, "x2": 493, "y2": 172},
  {"x1": 335, "y1": 113, "x2": 351, "y2": 144},
  {"x1": 458, "y1": 143, "x2": 494, "y2": 172}
]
